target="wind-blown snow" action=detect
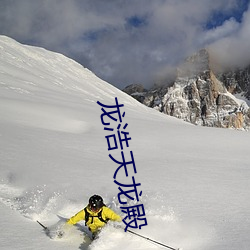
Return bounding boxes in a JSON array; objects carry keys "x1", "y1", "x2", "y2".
[{"x1": 0, "y1": 36, "x2": 250, "y2": 250}]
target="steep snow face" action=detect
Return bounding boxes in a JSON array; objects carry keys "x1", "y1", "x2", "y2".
[{"x1": 0, "y1": 36, "x2": 250, "y2": 250}]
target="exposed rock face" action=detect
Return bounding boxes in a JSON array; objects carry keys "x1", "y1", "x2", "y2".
[
  {"x1": 123, "y1": 84, "x2": 147, "y2": 103},
  {"x1": 123, "y1": 49, "x2": 250, "y2": 130},
  {"x1": 217, "y1": 66, "x2": 250, "y2": 99}
]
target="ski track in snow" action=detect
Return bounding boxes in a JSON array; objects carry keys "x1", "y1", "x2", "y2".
[
  {"x1": 0, "y1": 181, "x2": 61, "y2": 221},
  {"x1": 0, "y1": 179, "x2": 212, "y2": 250},
  {"x1": 0, "y1": 181, "x2": 96, "y2": 249}
]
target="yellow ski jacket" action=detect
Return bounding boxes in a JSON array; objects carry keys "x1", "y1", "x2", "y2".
[{"x1": 67, "y1": 206, "x2": 121, "y2": 233}]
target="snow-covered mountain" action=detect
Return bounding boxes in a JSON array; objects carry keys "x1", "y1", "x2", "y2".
[
  {"x1": 124, "y1": 49, "x2": 250, "y2": 130},
  {"x1": 0, "y1": 36, "x2": 250, "y2": 250},
  {"x1": 217, "y1": 65, "x2": 250, "y2": 100}
]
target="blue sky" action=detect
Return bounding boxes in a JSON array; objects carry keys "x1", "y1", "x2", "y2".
[
  {"x1": 205, "y1": 0, "x2": 249, "y2": 28},
  {"x1": 0, "y1": 0, "x2": 249, "y2": 89}
]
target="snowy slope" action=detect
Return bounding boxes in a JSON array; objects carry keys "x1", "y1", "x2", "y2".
[{"x1": 0, "y1": 36, "x2": 250, "y2": 250}]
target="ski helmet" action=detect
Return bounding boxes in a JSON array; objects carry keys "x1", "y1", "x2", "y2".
[{"x1": 89, "y1": 195, "x2": 104, "y2": 211}]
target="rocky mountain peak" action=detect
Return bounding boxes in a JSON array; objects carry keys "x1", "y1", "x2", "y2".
[
  {"x1": 123, "y1": 49, "x2": 250, "y2": 130},
  {"x1": 177, "y1": 49, "x2": 210, "y2": 78}
]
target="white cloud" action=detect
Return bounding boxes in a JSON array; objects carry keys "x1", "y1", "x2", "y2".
[
  {"x1": 200, "y1": 18, "x2": 240, "y2": 45},
  {"x1": 0, "y1": 0, "x2": 249, "y2": 88},
  {"x1": 209, "y1": 5, "x2": 250, "y2": 68}
]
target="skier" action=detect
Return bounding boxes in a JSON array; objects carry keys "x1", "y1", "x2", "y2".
[{"x1": 66, "y1": 194, "x2": 122, "y2": 239}]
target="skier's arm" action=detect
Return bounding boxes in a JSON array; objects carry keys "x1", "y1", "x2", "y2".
[
  {"x1": 104, "y1": 207, "x2": 122, "y2": 222},
  {"x1": 67, "y1": 209, "x2": 85, "y2": 225}
]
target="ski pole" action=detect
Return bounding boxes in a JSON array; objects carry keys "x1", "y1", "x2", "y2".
[
  {"x1": 37, "y1": 220, "x2": 48, "y2": 230},
  {"x1": 127, "y1": 229, "x2": 180, "y2": 250}
]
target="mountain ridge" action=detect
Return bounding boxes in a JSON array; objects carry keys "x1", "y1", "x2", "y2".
[{"x1": 123, "y1": 49, "x2": 250, "y2": 130}]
